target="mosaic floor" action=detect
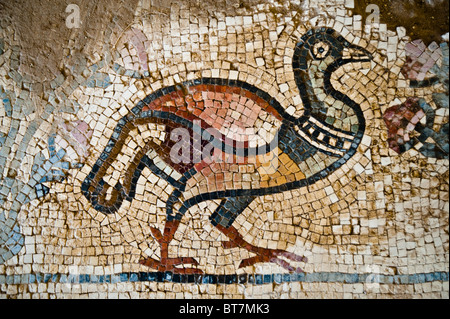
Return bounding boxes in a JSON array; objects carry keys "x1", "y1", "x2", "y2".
[{"x1": 0, "y1": 0, "x2": 448, "y2": 299}]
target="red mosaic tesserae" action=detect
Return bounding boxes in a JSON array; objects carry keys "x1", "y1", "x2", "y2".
[{"x1": 383, "y1": 97, "x2": 426, "y2": 154}]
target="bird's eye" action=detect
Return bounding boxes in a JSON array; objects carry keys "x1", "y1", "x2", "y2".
[{"x1": 312, "y1": 41, "x2": 330, "y2": 60}]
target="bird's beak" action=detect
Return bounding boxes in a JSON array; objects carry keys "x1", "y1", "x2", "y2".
[{"x1": 342, "y1": 44, "x2": 373, "y2": 63}]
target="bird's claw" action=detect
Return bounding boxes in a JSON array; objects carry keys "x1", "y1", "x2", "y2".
[
  {"x1": 139, "y1": 256, "x2": 203, "y2": 274},
  {"x1": 144, "y1": 227, "x2": 203, "y2": 274},
  {"x1": 150, "y1": 227, "x2": 164, "y2": 244},
  {"x1": 238, "y1": 249, "x2": 307, "y2": 273}
]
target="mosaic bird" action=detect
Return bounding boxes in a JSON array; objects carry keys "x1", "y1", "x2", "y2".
[{"x1": 81, "y1": 27, "x2": 372, "y2": 274}]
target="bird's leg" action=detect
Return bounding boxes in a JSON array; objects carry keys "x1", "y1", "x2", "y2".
[
  {"x1": 216, "y1": 224, "x2": 307, "y2": 273},
  {"x1": 139, "y1": 219, "x2": 203, "y2": 274},
  {"x1": 151, "y1": 219, "x2": 180, "y2": 261}
]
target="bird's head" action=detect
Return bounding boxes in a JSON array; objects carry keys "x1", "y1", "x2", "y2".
[
  {"x1": 293, "y1": 27, "x2": 372, "y2": 72},
  {"x1": 291, "y1": 27, "x2": 372, "y2": 134}
]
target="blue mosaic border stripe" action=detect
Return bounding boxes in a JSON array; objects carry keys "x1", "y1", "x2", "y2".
[{"x1": 0, "y1": 271, "x2": 448, "y2": 285}]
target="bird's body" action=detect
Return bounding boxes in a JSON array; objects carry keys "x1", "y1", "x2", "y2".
[{"x1": 82, "y1": 27, "x2": 372, "y2": 273}]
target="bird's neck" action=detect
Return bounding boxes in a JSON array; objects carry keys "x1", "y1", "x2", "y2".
[
  {"x1": 295, "y1": 60, "x2": 363, "y2": 138},
  {"x1": 297, "y1": 60, "x2": 336, "y2": 116}
]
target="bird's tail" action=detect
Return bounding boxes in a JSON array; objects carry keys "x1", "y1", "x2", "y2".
[{"x1": 81, "y1": 113, "x2": 163, "y2": 214}]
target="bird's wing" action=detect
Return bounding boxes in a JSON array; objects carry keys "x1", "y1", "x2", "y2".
[{"x1": 141, "y1": 82, "x2": 284, "y2": 148}]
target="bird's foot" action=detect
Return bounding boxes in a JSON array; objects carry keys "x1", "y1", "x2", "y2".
[
  {"x1": 221, "y1": 238, "x2": 307, "y2": 273},
  {"x1": 239, "y1": 248, "x2": 307, "y2": 273},
  {"x1": 141, "y1": 226, "x2": 203, "y2": 274},
  {"x1": 139, "y1": 256, "x2": 203, "y2": 274}
]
